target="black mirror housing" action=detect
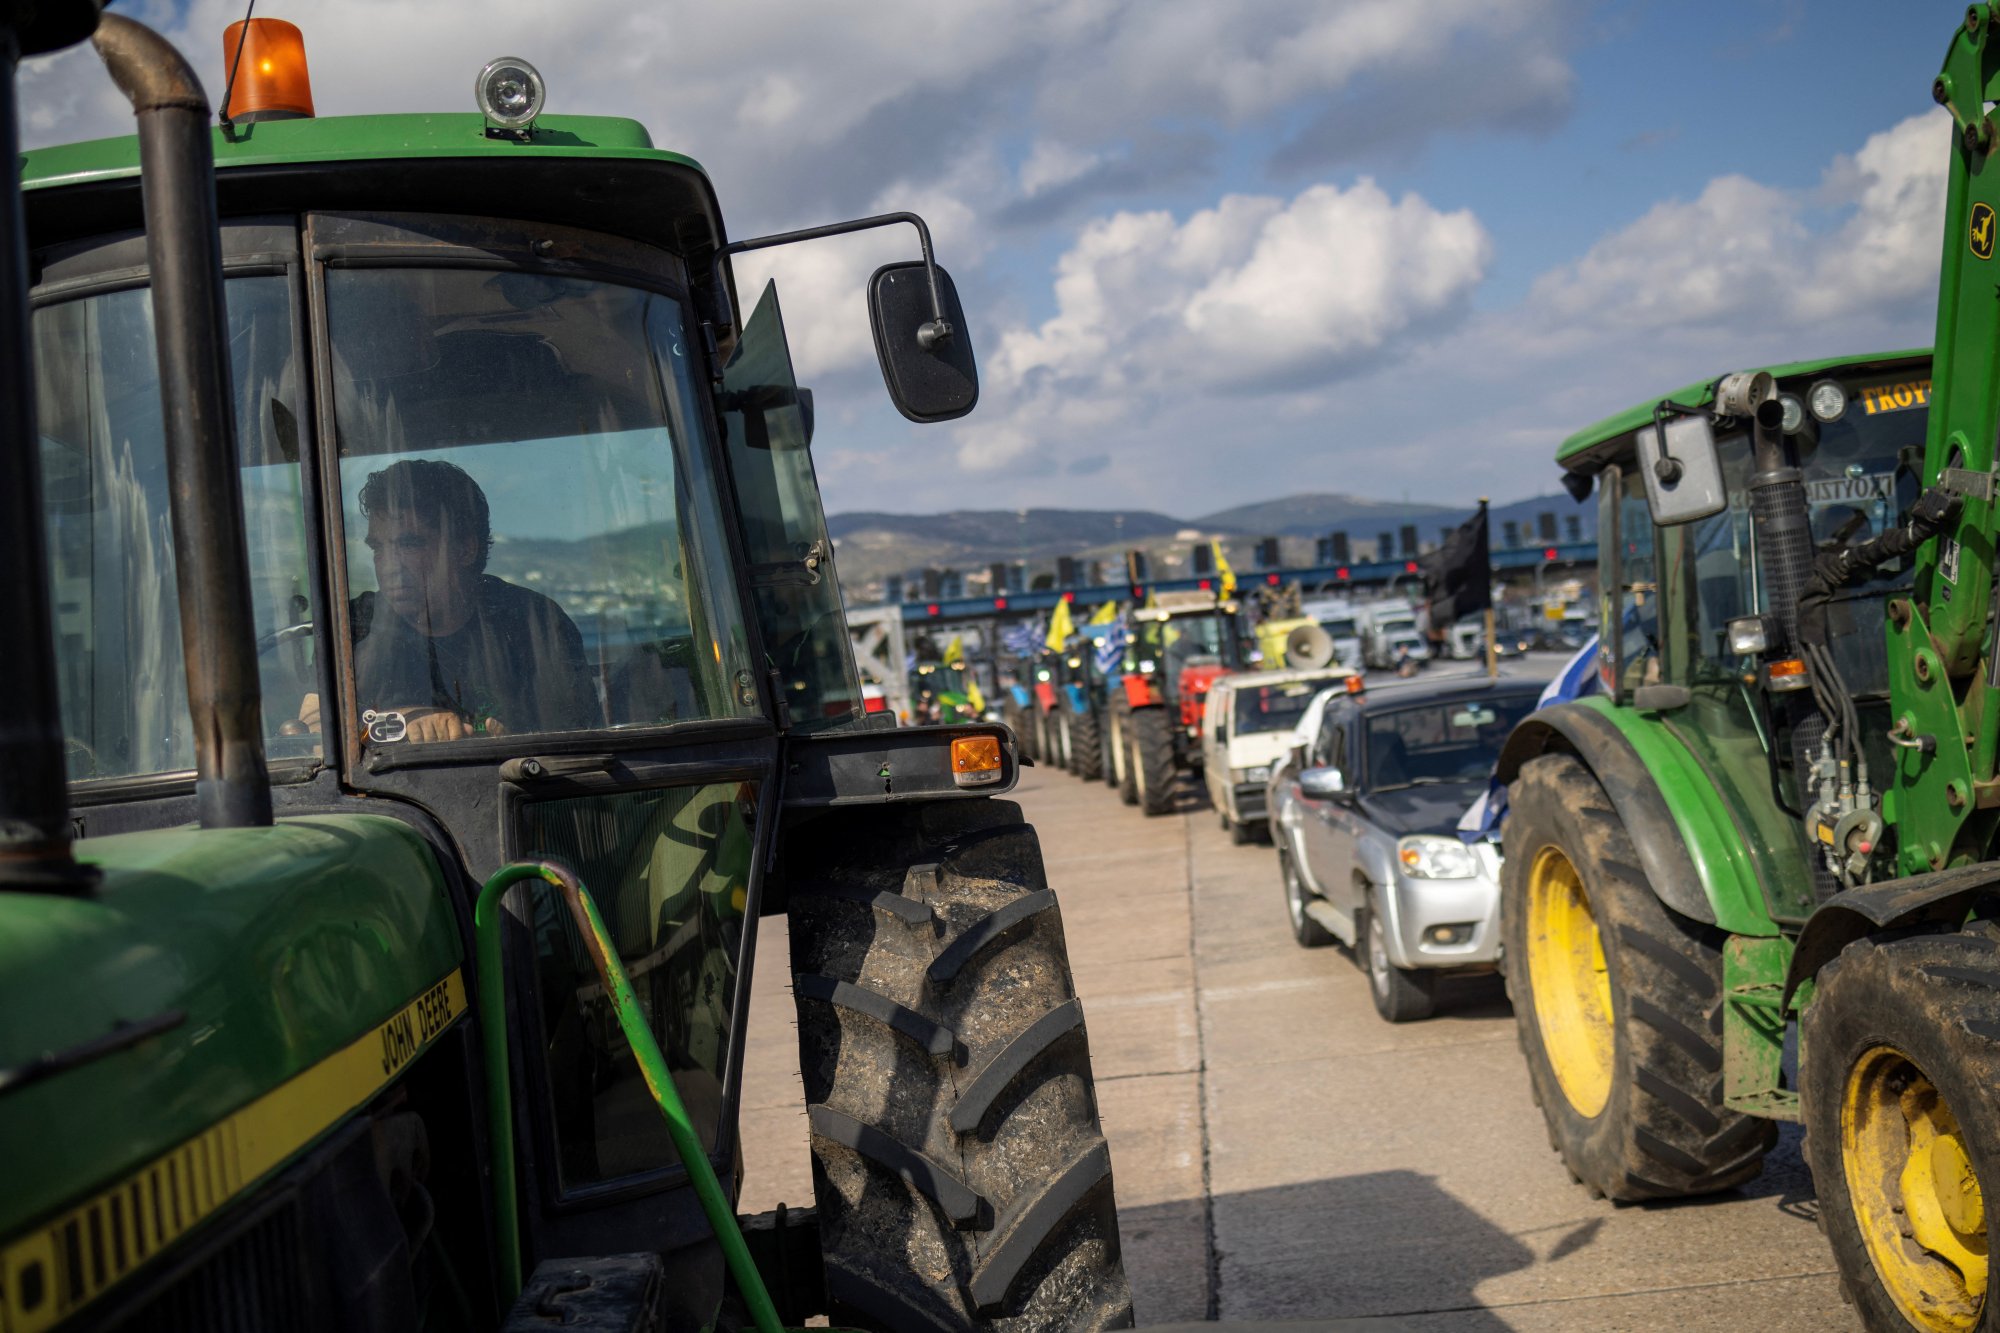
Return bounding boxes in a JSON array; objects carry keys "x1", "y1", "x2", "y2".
[{"x1": 869, "y1": 261, "x2": 977, "y2": 423}]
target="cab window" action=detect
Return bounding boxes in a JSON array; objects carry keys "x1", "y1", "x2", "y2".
[
  {"x1": 324, "y1": 267, "x2": 757, "y2": 749},
  {"x1": 34, "y1": 274, "x2": 319, "y2": 780}
]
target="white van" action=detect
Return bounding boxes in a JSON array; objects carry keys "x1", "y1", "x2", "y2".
[
  {"x1": 1201, "y1": 667, "x2": 1355, "y2": 843},
  {"x1": 1300, "y1": 597, "x2": 1363, "y2": 669},
  {"x1": 1359, "y1": 603, "x2": 1430, "y2": 670}
]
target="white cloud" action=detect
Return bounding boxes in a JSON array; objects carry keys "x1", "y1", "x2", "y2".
[
  {"x1": 1523, "y1": 109, "x2": 1949, "y2": 345},
  {"x1": 991, "y1": 179, "x2": 1489, "y2": 399}
]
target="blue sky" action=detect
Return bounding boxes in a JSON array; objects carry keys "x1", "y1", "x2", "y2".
[{"x1": 18, "y1": 0, "x2": 1968, "y2": 519}]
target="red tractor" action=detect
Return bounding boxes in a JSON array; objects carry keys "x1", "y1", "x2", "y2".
[{"x1": 1108, "y1": 591, "x2": 1244, "y2": 815}]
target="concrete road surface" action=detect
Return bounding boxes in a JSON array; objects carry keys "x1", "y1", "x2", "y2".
[{"x1": 737, "y1": 661, "x2": 1852, "y2": 1329}]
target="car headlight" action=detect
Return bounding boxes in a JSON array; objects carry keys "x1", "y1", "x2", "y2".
[
  {"x1": 1398, "y1": 835, "x2": 1479, "y2": 879},
  {"x1": 1240, "y1": 765, "x2": 1271, "y2": 784}
]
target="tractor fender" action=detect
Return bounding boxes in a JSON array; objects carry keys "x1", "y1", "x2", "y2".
[
  {"x1": 1497, "y1": 699, "x2": 1741, "y2": 929},
  {"x1": 1064, "y1": 683, "x2": 1090, "y2": 714},
  {"x1": 1781, "y1": 862, "x2": 2000, "y2": 1008}
]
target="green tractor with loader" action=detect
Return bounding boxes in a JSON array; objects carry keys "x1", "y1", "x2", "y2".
[
  {"x1": 0, "y1": 8, "x2": 1129, "y2": 1331},
  {"x1": 1494, "y1": 16, "x2": 2000, "y2": 1327}
]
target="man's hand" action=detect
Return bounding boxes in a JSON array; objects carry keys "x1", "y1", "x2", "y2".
[{"x1": 403, "y1": 709, "x2": 475, "y2": 743}]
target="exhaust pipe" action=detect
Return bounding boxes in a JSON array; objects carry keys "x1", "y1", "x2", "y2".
[
  {"x1": 0, "y1": 15, "x2": 98, "y2": 890},
  {"x1": 94, "y1": 14, "x2": 272, "y2": 829}
]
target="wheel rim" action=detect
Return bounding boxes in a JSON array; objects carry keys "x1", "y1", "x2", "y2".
[
  {"x1": 1524, "y1": 844, "x2": 1615, "y2": 1117},
  {"x1": 1842, "y1": 1045, "x2": 1988, "y2": 1332},
  {"x1": 1284, "y1": 861, "x2": 1305, "y2": 929}
]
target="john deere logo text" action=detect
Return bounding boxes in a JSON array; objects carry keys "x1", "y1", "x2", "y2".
[{"x1": 1972, "y1": 202, "x2": 1995, "y2": 260}]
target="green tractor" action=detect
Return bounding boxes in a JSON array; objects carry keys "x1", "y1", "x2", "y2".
[
  {"x1": 0, "y1": 9, "x2": 1129, "y2": 1331},
  {"x1": 1494, "y1": 17, "x2": 2000, "y2": 1326}
]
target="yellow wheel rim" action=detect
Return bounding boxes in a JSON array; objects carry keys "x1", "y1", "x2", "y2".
[
  {"x1": 1524, "y1": 844, "x2": 1615, "y2": 1117},
  {"x1": 1842, "y1": 1046, "x2": 1988, "y2": 1332}
]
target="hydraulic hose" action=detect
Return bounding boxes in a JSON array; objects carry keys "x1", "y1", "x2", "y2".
[{"x1": 93, "y1": 14, "x2": 271, "y2": 828}]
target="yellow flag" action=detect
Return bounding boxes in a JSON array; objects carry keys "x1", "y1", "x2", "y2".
[
  {"x1": 1143, "y1": 590, "x2": 1159, "y2": 612},
  {"x1": 1212, "y1": 540, "x2": 1237, "y2": 598},
  {"x1": 1087, "y1": 599, "x2": 1119, "y2": 626},
  {"x1": 943, "y1": 634, "x2": 965, "y2": 665},
  {"x1": 967, "y1": 676, "x2": 987, "y2": 714},
  {"x1": 1045, "y1": 598, "x2": 1075, "y2": 651}
]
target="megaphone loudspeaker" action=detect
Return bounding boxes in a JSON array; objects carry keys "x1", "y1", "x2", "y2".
[{"x1": 1285, "y1": 623, "x2": 1336, "y2": 670}]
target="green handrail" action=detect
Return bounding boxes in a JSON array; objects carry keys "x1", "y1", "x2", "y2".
[{"x1": 474, "y1": 862, "x2": 784, "y2": 1332}]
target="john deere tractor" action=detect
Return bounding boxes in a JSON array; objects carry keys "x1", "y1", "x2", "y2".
[
  {"x1": 1494, "y1": 15, "x2": 2000, "y2": 1326},
  {"x1": 0, "y1": 10, "x2": 1129, "y2": 1331}
]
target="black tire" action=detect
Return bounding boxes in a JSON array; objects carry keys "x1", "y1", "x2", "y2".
[
  {"x1": 1071, "y1": 706, "x2": 1104, "y2": 782},
  {"x1": 786, "y1": 799, "x2": 1134, "y2": 1330},
  {"x1": 1108, "y1": 701, "x2": 1137, "y2": 806},
  {"x1": 1127, "y1": 707, "x2": 1175, "y2": 818},
  {"x1": 1501, "y1": 753, "x2": 1775, "y2": 1201},
  {"x1": 1281, "y1": 851, "x2": 1335, "y2": 948},
  {"x1": 1227, "y1": 816, "x2": 1252, "y2": 846},
  {"x1": 1006, "y1": 704, "x2": 1035, "y2": 765},
  {"x1": 1802, "y1": 930, "x2": 2000, "y2": 1332},
  {"x1": 1363, "y1": 891, "x2": 1436, "y2": 1023}
]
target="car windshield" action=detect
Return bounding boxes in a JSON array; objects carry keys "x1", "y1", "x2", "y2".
[
  {"x1": 1234, "y1": 677, "x2": 1344, "y2": 734},
  {"x1": 325, "y1": 267, "x2": 757, "y2": 748},
  {"x1": 1364, "y1": 694, "x2": 1541, "y2": 790},
  {"x1": 1322, "y1": 617, "x2": 1358, "y2": 637}
]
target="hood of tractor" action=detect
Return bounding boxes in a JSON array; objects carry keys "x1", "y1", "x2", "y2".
[{"x1": 0, "y1": 814, "x2": 460, "y2": 1243}]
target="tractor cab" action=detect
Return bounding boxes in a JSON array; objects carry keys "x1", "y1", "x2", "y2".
[{"x1": 1550, "y1": 350, "x2": 1931, "y2": 920}]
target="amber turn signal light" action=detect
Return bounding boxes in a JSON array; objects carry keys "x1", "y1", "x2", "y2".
[
  {"x1": 951, "y1": 735, "x2": 1004, "y2": 788},
  {"x1": 222, "y1": 19, "x2": 315, "y2": 123}
]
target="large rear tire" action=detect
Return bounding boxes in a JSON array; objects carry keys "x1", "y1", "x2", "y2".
[
  {"x1": 786, "y1": 800, "x2": 1134, "y2": 1330},
  {"x1": 1802, "y1": 930, "x2": 1998, "y2": 1333},
  {"x1": 1127, "y1": 707, "x2": 1176, "y2": 818},
  {"x1": 1500, "y1": 753, "x2": 1774, "y2": 1201},
  {"x1": 1071, "y1": 706, "x2": 1104, "y2": 782}
]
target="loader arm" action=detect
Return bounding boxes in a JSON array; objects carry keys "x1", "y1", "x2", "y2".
[{"x1": 1889, "y1": 5, "x2": 2000, "y2": 872}]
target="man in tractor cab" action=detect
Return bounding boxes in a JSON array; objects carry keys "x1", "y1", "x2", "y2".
[{"x1": 308, "y1": 458, "x2": 599, "y2": 743}]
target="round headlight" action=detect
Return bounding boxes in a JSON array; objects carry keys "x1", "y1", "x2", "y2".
[
  {"x1": 477, "y1": 56, "x2": 545, "y2": 129},
  {"x1": 1778, "y1": 393, "x2": 1805, "y2": 435},
  {"x1": 1808, "y1": 379, "x2": 1848, "y2": 424}
]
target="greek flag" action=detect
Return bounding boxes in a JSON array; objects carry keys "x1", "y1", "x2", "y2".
[
  {"x1": 1094, "y1": 622, "x2": 1129, "y2": 676},
  {"x1": 1002, "y1": 619, "x2": 1044, "y2": 658},
  {"x1": 1458, "y1": 634, "x2": 1601, "y2": 841}
]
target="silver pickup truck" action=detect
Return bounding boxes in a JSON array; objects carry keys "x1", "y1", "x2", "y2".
[{"x1": 1271, "y1": 676, "x2": 1543, "y2": 1021}]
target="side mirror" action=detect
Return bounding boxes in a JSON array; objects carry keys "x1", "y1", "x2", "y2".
[
  {"x1": 1298, "y1": 766, "x2": 1346, "y2": 799},
  {"x1": 869, "y1": 261, "x2": 977, "y2": 423},
  {"x1": 1638, "y1": 414, "x2": 1727, "y2": 526},
  {"x1": 1212, "y1": 720, "x2": 1228, "y2": 743}
]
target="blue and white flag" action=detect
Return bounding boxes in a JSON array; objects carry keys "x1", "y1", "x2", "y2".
[
  {"x1": 1002, "y1": 619, "x2": 1044, "y2": 658},
  {"x1": 1458, "y1": 633, "x2": 1601, "y2": 841},
  {"x1": 1093, "y1": 622, "x2": 1129, "y2": 676}
]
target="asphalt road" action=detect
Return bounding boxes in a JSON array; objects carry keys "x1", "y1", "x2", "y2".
[{"x1": 737, "y1": 653, "x2": 1854, "y2": 1329}]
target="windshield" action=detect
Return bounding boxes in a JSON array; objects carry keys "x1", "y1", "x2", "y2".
[
  {"x1": 1234, "y1": 677, "x2": 1345, "y2": 734},
  {"x1": 35, "y1": 276, "x2": 318, "y2": 780},
  {"x1": 1364, "y1": 694, "x2": 1540, "y2": 790},
  {"x1": 1322, "y1": 617, "x2": 1359, "y2": 638},
  {"x1": 326, "y1": 267, "x2": 756, "y2": 747},
  {"x1": 1681, "y1": 373, "x2": 1925, "y2": 686}
]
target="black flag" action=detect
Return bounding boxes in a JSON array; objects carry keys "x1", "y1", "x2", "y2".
[{"x1": 1420, "y1": 502, "x2": 1491, "y2": 628}]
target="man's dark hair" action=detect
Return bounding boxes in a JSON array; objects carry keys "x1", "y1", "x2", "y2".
[{"x1": 359, "y1": 458, "x2": 493, "y2": 573}]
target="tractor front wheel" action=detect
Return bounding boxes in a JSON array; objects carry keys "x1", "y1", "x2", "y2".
[
  {"x1": 786, "y1": 800, "x2": 1133, "y2": 1330},
  {"x1": 1803, "y1": 930, "x2": 1997, "y2": 1333},
  {"x1": 1500, "y1": 753, "x2": 1774, "y2": 1201},
  {"x1": 1108, "y1": 702, "x2": 1137, "y2": 806}
]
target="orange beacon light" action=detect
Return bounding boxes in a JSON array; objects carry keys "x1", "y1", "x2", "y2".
[{"x1": 221, "y1": 18, "x2": 315, "y2": 123}]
